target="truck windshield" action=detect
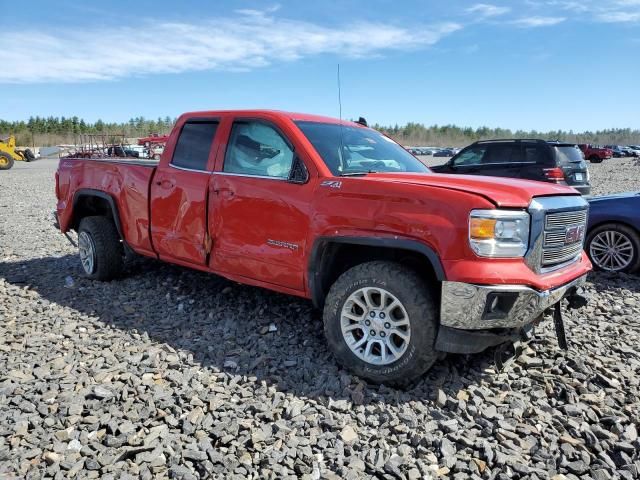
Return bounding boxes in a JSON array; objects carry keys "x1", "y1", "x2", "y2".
[
  {"x1": 553, "y1": 145, "x2": 584, "y2": 164},
  {"x1": 295, "y1": 121, "x2": 430, "y2": 176}
]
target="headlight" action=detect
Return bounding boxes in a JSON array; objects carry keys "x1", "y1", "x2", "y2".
[{"x1": 469, "y1": 209, "x2": 530, "y2": 257}]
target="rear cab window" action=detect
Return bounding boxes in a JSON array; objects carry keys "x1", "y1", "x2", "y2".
[{"x1": 171, "y1": 121, "x2": 219, "y2": 171}]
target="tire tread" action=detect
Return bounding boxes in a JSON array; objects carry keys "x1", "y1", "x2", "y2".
[
  {"x1": 78, "y1": 216, "x2": 124, "y2": 280},
  {"x1": 323, "y1": 260, "x2": 438, "y2": 387}
]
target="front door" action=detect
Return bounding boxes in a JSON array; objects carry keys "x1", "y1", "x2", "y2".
[
  {"x1": 150, "y1": 120, "x2": 219, "y2": 265},
  {"x1": 209, "y1": 119, "x2": 312, "y2": 291}
]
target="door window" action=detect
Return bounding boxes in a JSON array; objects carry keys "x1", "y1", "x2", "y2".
[
  {"x1": 523, "y1": 145, "x2": 548, "y2": 164},
  {"x1": 483, "y1": 144, "x2": 523, "y2": 164},
  {"x1": 171, "y1": 122, "x2": 218, "y2": 171},
  {"x1": 224, "y1": 121, "x2": 294, "y2": 178},
  {"x1": 452, "y1": 147, "x2": 486, "y2": 166}
]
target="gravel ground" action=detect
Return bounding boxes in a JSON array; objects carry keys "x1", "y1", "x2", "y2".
[{"x1": 1, "y1": 157, "x2": 639, "y2": 480}]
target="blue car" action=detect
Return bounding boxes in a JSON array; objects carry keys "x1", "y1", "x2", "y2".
[{"x1": 586, "y1": 192, "x2": 640, "y2": 272}]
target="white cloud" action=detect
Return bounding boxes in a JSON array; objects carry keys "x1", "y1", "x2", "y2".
[
  {"x1": 615, "y1": 0, "x2": 640, "y2": 6},
  {"x1": 596, "y1": 10, "x2": 640, "y2": 21},
  {"x1": 0, "y1": 10, "x2": 462, "y2": 84},
  {"x1": 466, "y1": 3, "x2": 511, "y2": 17},
  {"x1": 541, "y1": 0, "x2": 640, "y2": 22},
  {"x1": 512, "y1": 15, "x2": 566, "y2": 26}
]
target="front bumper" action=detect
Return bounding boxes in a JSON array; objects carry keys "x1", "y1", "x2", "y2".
[{"x1": 440, "y1": 273, "x2": 588, "y2": 330}]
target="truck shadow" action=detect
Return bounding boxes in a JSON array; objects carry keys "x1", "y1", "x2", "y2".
[{"x1": 0, "y1": 253, "x2": 601, "y2": 405}]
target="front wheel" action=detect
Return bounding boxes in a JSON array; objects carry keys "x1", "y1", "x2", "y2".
[
  {"x1": 0, "y1": 152, "x2": 14, "y2": 170},
  {"x1": 323, "y1": 261, "x2": 439, "y2": 387},
  {"x1": 589, "y1": 155, "x2": 603, "y2": 163},
  {"x1": 586, "y1": 223, "x2": 640, "y2": 273}
]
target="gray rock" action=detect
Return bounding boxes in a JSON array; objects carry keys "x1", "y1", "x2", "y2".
[{"x1": 2, "y1": 158, "x2": 640, "y2": 480}]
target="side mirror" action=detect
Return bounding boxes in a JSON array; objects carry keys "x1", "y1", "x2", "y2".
[{"x1": 288, "y1": 155, "x2": 309, "y2": 184}]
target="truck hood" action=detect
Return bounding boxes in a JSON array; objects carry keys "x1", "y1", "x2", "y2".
[{"x1": 361, "y1": 172, "x2": 579, "y2": 208}]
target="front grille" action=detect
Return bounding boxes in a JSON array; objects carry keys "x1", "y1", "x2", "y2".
[
  {"x1": 542, "y1": 242, "x2": 584, "y2": 265},
  {"x1": 541, "y1": 209, "x2": 588, "y2": 268},
  {"x1": 545, "y1": 210, "x2": 588, "y2": 230}
]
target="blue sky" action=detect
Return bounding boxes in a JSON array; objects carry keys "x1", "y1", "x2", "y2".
[{"x1": 2, "y1": 0, "x2": 639, "y2": 130}]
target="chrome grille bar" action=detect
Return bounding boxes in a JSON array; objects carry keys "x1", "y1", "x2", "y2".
[{"x1": 545, "y1": 211, "x2": 588, "y2": 230}]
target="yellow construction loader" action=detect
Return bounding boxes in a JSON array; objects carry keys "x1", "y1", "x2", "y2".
[{"x1": 0, "y1": 135, "x2": 35, "y2": 170}]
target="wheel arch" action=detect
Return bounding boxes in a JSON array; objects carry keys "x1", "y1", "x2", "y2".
[
  {"x1": 72, "y1": 189, "x2": 124, "y2": 240},
  {"x1": 308, "y1": 236, "x2": 445, "y2": 309},
  {"x1": 588, "y1": 219, "x2": 640, "y2": 238}
]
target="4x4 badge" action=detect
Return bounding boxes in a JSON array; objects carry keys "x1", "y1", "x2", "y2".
[{"x1": 320, "y1": 180, "x2": 342, "y2": 189}]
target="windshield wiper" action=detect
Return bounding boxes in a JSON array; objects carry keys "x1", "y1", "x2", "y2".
[{"x1": 339, "y1": 170, "x2": 378, "y2": 177}]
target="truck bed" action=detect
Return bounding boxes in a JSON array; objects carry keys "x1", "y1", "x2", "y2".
[{"x1": 56, "y1": 156, "x2": 158, "y2": 256}]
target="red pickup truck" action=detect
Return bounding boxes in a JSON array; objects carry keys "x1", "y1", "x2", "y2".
[
  {"x1": 55, "y1": 110, "x2": 591, "y2": 386},
  {"x1": 578, "y1": 144, "x2": 612, "y2": 163}
]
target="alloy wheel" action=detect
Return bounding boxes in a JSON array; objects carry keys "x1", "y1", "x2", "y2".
[
  {"x1": 340, "y1": 287, "x2": 411, "y2": 365},
  {"x1": 78, "y1": 231, "x2": 96, "y2": 274},
  {"x1": 589, "y1": 230, "x2": 634, "y2": 271}
]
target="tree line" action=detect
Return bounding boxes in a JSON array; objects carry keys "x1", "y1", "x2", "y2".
[
  {"x1": 1, "y1": 116, "x2": 639, "y2": 147},
  {"x1": 0, "y1": 116, "x2": 177, "y2": 146},
  {"x1": 373, "y1": 122, "x2": 640, "y2": 147}
]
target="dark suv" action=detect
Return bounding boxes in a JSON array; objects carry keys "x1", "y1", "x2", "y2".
[{"x1": 431, "y1": 139, "x2": 591, "y2": 195}]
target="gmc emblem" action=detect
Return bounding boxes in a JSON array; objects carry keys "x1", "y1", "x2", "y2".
[{"x1": 565, "y1": 225, "x2": 585, "y2": 245}]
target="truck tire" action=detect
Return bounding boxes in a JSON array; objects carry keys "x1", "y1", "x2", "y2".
[
  {"x1": 23, "y1": 149, "x2": 36, "y2": 162},
  {"x1": 589, "y1": 155, "x2": 602, "y2": 163},
  {"x1": 77, "y1": 216, "x2": 124, "y2": 280},
  {"x1": 323, "y1": 261, "x2": 438, "y2": 387},
  {"x1": 0, "y1": 152, "x2": 14, "y2": 170},
  {"x1": 586, "y1": 223, "x2": 640, "y2": 273}
]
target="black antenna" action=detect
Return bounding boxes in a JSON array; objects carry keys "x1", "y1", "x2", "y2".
[
  {"x1": 337, "y1": 64, "x2": 345, "y2": 173},
  {"x1": 337, "y1": 64, "x2": 343, "y2": 122}
]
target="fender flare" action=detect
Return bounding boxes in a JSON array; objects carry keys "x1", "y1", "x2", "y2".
[
  {"x1": 72, "y1": 189, "x2": 124, "y2": 240},
  {"x1": 308, "y1": 236, "x2": 446, "y2": 308}
]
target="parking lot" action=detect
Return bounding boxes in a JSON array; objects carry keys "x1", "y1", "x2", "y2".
[{"x1": 1, "y1": 157, "x2": 639, "y2": 479}]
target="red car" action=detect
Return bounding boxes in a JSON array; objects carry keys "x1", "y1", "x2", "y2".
[
  {"x1": 55, "y1": 110, "x2": 592, "y2": 386},
  {"x1": 578, "y1": 144, "x2": 612, "y2": 163}
]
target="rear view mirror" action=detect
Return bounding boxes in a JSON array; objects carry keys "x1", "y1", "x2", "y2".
[{"x1": 288, "y1": 156, "x2": 309, "y2": 184}]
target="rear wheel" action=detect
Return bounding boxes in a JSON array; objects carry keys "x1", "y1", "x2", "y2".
[
  {"x1": 323, "y1": 261, "x2": 439, "y2": 387},
  {"x1": 77, "y1": 216, "x2": 124, "y2": 280},
  {"x1": 0, "y1": 152, "x2": 14, "y2": 170},
  {"x1": 586, "y1": 223, "x2": 640, "y2": 273},
  {"x1": 589, "y1": 155, "x2": 603, "y2": 163}
]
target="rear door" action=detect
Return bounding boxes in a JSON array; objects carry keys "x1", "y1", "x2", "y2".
[
  {"x1": 209, "y1": 118, "x2": 314, "y2": 291},
  {"x1": 475, "y1": 143, "x2": 529, "y2": 179},
  {"x1": 150, "y1": 119, "x2": 219, "y2": 265}
]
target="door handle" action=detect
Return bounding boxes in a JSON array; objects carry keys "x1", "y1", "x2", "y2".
[
  {"x1": 214, "y1": 188, "x2": 234, "y2": 198},
  {"x1": 155, "y1": 179, "x2": 175, "y2": 188}
]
